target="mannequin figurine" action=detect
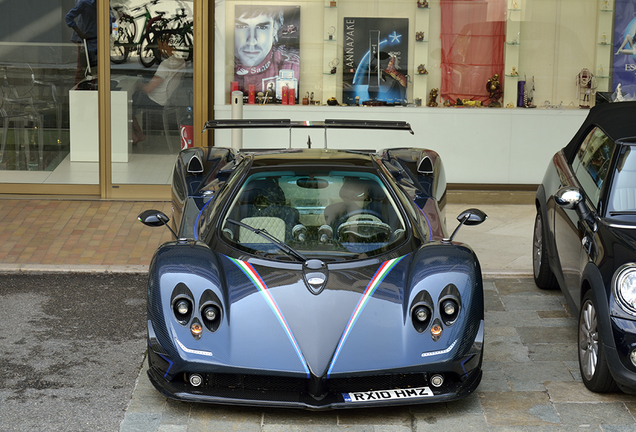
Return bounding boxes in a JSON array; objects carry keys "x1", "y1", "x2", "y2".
[
  {"x1": 576, "y1": 68, "x2": 596, "y2": 108},
  {"x1": 615, "y1": 83, "x2": 625, "y2": 102}
]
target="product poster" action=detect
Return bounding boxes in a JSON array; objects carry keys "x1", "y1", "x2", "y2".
[
  {"x1": 234, "y1": 5, "x2": 300, "y2": 102},
  {"x1": 342, "y1": 18, "x2": 409, "y2": 105},
  {"x1": 613, "y1": 1, "x2": 636, "y2": 96}
]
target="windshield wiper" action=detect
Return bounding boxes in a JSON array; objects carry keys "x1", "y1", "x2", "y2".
[{"x1": 225, "y1": 218, "x2": 307, "y2": 262}]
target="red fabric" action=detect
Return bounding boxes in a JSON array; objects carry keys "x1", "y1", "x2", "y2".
[{"x1": 440, "y1": 0, "x2": 505, "y2": 105}]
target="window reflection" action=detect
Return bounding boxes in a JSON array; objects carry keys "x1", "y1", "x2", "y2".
[
  {"x1": 0, "y1": 0, "x2": 193, "y2": 186},
  {"x1": 110, "y1": 0, "x2": 194, "y2": 185}
]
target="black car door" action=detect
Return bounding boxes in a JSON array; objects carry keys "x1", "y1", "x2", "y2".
[{"x1": 554, "y1": 127, "x2": 615, "y2": 307}]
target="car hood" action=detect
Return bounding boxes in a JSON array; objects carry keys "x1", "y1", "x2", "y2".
[
  {"x1": 155, "y1": 242, "x2": 481, "y2": 379},
  {"x1": 221, "y1": 255, "x2": 412, "y2": 378},
  {"x1": 606, "y1": 223, "x2": 636, "y2": 265}
]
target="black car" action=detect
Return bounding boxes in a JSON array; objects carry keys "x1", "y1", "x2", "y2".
[
  {"x1": 534, "y1": 101, "x2": 636, "y2": 393},
  {"x1": 138, "y1": 119, "x2": 487, "y2": 409}
]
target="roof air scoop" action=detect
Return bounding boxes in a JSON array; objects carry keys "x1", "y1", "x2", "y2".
[
  {"x1": 417, "y1": 156, "x2": 434, "y2": 175},
  {"x1": 187, "y1": 154, "x2": 204, "y2": 174},
  {"x1": 303, "y1": 259, "x2": 328, "y2": 295}
]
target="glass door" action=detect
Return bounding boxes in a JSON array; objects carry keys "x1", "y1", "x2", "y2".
[
  {"x1": 0, "y1": 0, "x2": 102, "y2": 194},
  {"x1": 109, "y1": 0, "x2": 194, "y2": 189}
]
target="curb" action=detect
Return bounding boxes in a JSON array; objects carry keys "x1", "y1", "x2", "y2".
[
  {"x1": 0, "y1": 263, "x2": 149, "y2": 274},
  {"x1": 0, "y1": 263, "x2": 531, "y2": 278}
]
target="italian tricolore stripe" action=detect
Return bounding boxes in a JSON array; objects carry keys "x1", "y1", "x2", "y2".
[
  {"x1": 229, "y1": 257, "x2": 310, "y2": 378},
  {"x1": 327, "y1": 256, "x2": 405, "y2": 377}
]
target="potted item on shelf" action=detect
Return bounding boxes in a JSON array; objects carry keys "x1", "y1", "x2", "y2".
[
  {"x1": 417, "y1": 64, "x2": 428, "y2": 74},
  {"x1": 329, "y1": 58, "x2": 339, "y2": 74},
  {"x1": 415, "y1": 31, "x2": 424, "y2": 42},
  {"x1": 327, "y1": 97, "x2": 339, "y2": 106},
  {"x1": 417, "y1": 0, "x2": 429, "y2": 8}
]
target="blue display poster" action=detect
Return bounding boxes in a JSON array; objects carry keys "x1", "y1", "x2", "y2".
[
  {"x1": 613, "y1": 1, "x2": 636, "y2": 95},
  {"x1": 342, "y1": 18, "x2": 409, "y2": 105}
]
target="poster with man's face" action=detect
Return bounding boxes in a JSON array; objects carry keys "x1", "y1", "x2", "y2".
[{"x1": 234, "y1": 5, "x2": 300, "y2": 102}]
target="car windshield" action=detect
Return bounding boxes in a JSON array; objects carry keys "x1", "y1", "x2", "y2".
[
  {"x1": 220, "y1": 169, "x2": 407, "y2": 260},
  {"x1": 608, "y1": 146, "x2": 636, "y2": 220}
]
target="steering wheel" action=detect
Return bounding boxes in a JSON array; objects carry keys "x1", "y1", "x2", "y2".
[
  {"x1": 335, "y1": 209, "x2": 385, "y2": 229},
  {"x1": 336, "y1": 209, "x2": 391, "y2": 243}
]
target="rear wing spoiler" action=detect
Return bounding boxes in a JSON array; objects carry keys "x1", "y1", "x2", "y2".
[
  {"x1": 203, "y1": 119, "x2": 414, "y2": 134},
  {"x1": 203, "y1": 119, "x2": 413, "y2": 149}
]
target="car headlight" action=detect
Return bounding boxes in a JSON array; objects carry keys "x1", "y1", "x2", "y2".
[{"x1": 613, "y1": 264, "x2": 636, "y2": 316}]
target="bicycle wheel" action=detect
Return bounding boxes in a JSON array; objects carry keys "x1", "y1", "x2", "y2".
[
  {"x1": 139, "y1": 32, "x2": 159, "y2": 67},
  {"x1": 110, "y1": 17, "x2": 136, "y2": 64},
  {"x1": 183, "y1": 26, "x2": 193, "y2": 61}
]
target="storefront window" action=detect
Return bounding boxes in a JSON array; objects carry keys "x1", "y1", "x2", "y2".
[
  {"x1": 0, "y1": 0, "x2": 101, "y2": 184},
  {"x1": 214, "y1": 0, "x2": 623, "y2": 111},
  {"x1": 110, "y1": 0, "x2": 193, "y2": 185}
]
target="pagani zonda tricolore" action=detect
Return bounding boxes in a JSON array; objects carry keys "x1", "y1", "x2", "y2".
[{"x1": 139, "y1": 119, "x2": 486, "y2": 409}]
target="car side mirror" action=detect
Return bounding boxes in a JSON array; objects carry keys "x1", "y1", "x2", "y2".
[
  {"x1": 457, "y1": 208, "x2": 488, "y2": 226},
  {"x1": 554, "y1": 187, "x2": 583, "y2": 209},
  {"x1": 443, "y1": 208, "x2": 487, "y2": 243},
  {"x1": 138, "y1": 210, "x2": 178, "y2": 238},
  {"x1": 554, "y1": 186, "x2": 594, "y2": 226}
]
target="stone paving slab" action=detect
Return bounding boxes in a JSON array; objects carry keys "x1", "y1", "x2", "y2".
[{"x1": 118, "y1": 278, "x2": 636, "y2": 431}]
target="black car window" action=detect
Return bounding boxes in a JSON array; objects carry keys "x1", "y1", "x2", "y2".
[
  {"x1": 572, "y1": 127, "x2": 615, "y2": 208},
  {"x1": 219, "y1": 169, "x2": 407, "y2": 260},
  {"x1": 608, "y1": 146, "x2": 636, "y2": 217}
]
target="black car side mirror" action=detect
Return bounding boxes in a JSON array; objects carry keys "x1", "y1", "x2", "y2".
[
  {"x1": 443, "y1": 208, "x2": 487, "y2": 243},
  {"x1": 554, "y1": 186, "x2": 594, "y2": 226},
  {"x1": 138, "y1": 210, "x2": 178, "y2": 238}
]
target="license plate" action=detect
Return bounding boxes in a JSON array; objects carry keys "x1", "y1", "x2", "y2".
[{"x1": 342, "y1": 386, "x2": 434, "y2": 403}]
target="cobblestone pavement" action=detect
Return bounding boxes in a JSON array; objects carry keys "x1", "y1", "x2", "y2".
[{"x1": 120, "y1": 277, "x2": 636, "y2": 432}]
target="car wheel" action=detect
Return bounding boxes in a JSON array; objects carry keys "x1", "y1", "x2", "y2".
[
  {"x1": 532, "y1": 210, "x2": 558, "y2": 289},
  {"x1": 578, "y1": 291, "x2": 618, "y2": 393}
]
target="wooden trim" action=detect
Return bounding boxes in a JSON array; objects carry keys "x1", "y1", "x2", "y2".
[
  {"x1": 97, "y1": 0, "x2": 112, "y2": 198},
  {"x1": 448, "y1": 183, "x2": 539, "y2": 192},
  {"x1": 193, "y1": 0, "x2": 210, "y2": 148}
]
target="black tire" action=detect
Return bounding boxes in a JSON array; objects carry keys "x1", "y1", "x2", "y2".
[
  {"x1": 578, "y1": 291, "x2": 618, "y2": 393},
  {"x1": 110, "y1": 18, "x2": 135, "y2": 64},
  {"x1": 139, "y1": 33, "x2": 159, "y2": 68},
  {"x1": 532, "y1": 210, "x2": 559, "y2": 289},
  {"x1": 110, "y1": 44, "x2": 129, "y2": 64}
]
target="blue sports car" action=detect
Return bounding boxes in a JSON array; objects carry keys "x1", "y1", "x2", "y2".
[{"x1": 139, "y1": 119, "x2": 486, "y2": 409}]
